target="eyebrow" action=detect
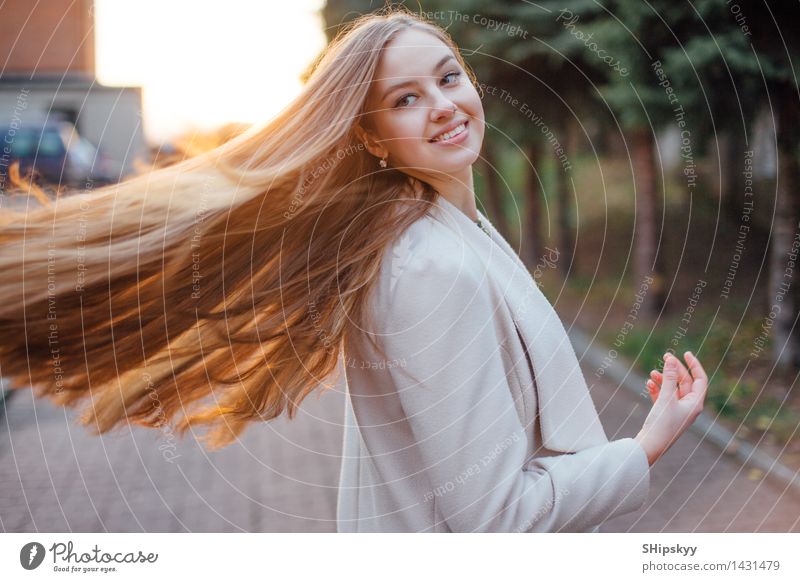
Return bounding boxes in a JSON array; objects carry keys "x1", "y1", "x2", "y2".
[{"x1": 380, "y1": 54, "x2": 458, "y2": 103}]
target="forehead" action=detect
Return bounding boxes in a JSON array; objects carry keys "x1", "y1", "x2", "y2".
[{"x1": 374, "y1": 27, "x2": 454, "y2": 82}]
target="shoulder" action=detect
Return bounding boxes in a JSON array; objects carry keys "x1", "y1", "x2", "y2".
[
  {"x1": 382, "y1": 212, "x2": 481, "y2": 288},
  {"x1": 373, "y1": 213, "x2": 487, "y2": 330}
]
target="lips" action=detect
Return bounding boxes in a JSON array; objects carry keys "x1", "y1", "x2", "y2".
[{"x1": 429, "y1": 120, "x2": 469, "y2": 142}]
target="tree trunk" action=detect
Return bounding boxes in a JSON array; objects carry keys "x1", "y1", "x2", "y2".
[
  {"x1": 522, "y1": 142, "x2": 543, "y2": 267},
  {"x1": 556, "y1": 119, "x2": 575, "y2": 278},
  {"x1": 721, "y1": 129, "x2": 746, "y2": 224},
  {"x1": 770, "y1": 87, "x2": 800, "y2": 374},
  {"x1": 480, "y1": 142, "x2": 511, "y2": 240},
  {"x1": 630, "y1": 127, "x2": 664, "y2": 317}
]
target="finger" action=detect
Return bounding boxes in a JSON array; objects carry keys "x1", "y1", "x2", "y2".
[
  {"x1": 673, "y1": 356, "x2": 693, "y2": 398},
  {"x1": 648, "y1": 372, "x2": 662, "y2": 393},
  {"x1": 653, "y1": 357, "x2": 696, "y2": 399},
  {"x1": 660, "y1": 354, "x2": 679, "y2": 397},
  {"x1": 684, "y1": 351, "x2": 708, "y2": 382},
  {"x1": 650, "y1": 370, "x2": 664, "y2": 387},
  {"x1": 647, "y1": 380, "x2": 659, "y2": 403},
  {"x1": 684, "y1": 351, "x2": 709, "y2": 396},
  {"x1": 663, "y1": 353, "x2": 692, "y2": 397}
]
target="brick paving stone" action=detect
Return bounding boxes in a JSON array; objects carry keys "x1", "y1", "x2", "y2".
[
  {"x1": 588, "y1": 361, "x2": 800, "y2": 532},
  {"x1": 3, "y1": 356, "x2": 799, "y2": 533},
  {"x1": 1, "y1": 377, "x2": 345, "y2": 532}
]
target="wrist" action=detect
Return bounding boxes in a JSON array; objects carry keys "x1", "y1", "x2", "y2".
[{"x1": 634, "y1": 432, "x2": 656, "y2": 466}]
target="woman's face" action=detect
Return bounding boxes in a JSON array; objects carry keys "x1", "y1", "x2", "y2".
[{"x1": 359, "y1": 27, "x2": 485, "y2": 178}]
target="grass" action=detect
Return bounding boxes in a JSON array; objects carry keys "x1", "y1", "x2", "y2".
[{"x1": 489, "y1": 146, "x2": 800, "y2": 457}]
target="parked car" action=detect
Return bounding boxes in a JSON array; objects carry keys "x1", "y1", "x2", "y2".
[{"x1": 1, "y1": 119, "x2": 122, "y2": 189}]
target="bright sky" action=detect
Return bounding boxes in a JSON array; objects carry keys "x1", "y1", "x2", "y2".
[{"x1": 94, "y1": 0, "x2": 328, "y2": 145}]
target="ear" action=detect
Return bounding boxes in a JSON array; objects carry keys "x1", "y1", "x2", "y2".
[{"x1": 354, "y1": 123, "x2": 387, "y2": 160}]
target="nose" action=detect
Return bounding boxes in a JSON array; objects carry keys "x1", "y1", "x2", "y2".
[{"x1": 429, "y1": 92, "x2": 457, "y2": 122}]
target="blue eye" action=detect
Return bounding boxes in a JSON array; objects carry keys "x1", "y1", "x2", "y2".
[
  {"x1": 394, "y1": 93, "x2": 414, "y2": 108},
  {"x1": 443, "y1": 71, "x2": 461, "y2": 84},
  {"x1": 394, "y1": 71, "x2": 462, "y2": 108}
]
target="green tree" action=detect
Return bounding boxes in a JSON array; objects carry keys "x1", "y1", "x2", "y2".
[{"x1": 657, "y1": 0, "x2": 800, "y2": 373}]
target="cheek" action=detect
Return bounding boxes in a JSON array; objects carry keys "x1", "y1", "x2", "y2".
[
  {"x1": 465, "y1": 89, "x2": 485, "y2": 123},
  {"x1": 469, "y1": 97, "x2": 486, "y2": 140},
  {"x1": 379, "y1": 115, "x2": 429, "y2": 155},
  {"x1": 393, "y1": 118, "x2": 425, "y2": 143}
]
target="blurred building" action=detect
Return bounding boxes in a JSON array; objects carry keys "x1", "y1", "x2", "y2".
[{"x1": 0, "y1": 0, "x2": 146, "y2": 178}]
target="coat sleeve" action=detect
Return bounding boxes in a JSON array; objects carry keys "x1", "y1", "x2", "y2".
[{"x1": 378, "y1": 247, "x2": 650, "y2": 532}]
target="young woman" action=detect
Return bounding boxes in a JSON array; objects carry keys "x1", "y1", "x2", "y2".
[{"x1": 0, "y1": 8, "x2": 707, "y2": 533}]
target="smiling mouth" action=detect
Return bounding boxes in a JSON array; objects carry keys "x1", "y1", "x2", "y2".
[{"x1": 429, "y1": 121, "x2": 469, "y2": 142}]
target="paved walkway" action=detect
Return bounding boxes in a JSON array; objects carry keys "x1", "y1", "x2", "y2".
[
  {"x1": 2, "y1": 359, "x2": 799, "y2": 532},
  {"x1": 0, "y1": 380, "x2": 344, "y2": 532},
  {"x1": 594, "y1": 368, "x2": 800, "y2": 532}
]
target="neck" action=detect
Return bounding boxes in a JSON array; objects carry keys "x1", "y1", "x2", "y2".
[{"x1": 425, "y1": 166, "x2": 478, "y2": 221}]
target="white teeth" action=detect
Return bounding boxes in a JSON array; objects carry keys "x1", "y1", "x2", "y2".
[{"x1": 432, "y1": 122, "x2": 466, "y2": 142}]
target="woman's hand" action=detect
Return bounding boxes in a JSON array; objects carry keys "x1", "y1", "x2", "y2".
[{"x1": 634, "y1": 351, "x2": 708, "y2": 466}]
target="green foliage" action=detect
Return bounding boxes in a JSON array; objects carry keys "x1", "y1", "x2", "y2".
[
  {"x1": 588, "y1": 291, "x2": 800, "y2": 445},
  {"x1": 713, "y1": 374, "x2": 799, "y2": 446},
  {"x1": 320, "y1": 0, "x2": 800, "y2": 447}
]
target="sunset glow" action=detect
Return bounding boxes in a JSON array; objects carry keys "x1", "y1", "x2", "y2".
[{"x1": 93, "y1": 0, "x2": 327, "y2": 145}]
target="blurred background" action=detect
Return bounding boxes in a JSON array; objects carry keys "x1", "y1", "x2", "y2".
[{"x1": 2, "y1": 0, "x2": 800, "y2": 532}]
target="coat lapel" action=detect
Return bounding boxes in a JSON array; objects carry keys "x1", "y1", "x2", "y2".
[{"x1": 429, "y1": 195, "x2": 608, "y2": 453}]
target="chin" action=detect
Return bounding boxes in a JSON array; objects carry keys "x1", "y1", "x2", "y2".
[{"x1": 431, "y1": 151, "x2": 480, "y2": 174}]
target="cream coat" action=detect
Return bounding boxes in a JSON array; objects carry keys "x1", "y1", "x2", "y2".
[{"x1": 336, "y1": 195, "x2": 650, "y2": 532}]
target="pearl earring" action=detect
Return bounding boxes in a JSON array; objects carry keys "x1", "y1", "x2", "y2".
[{"x1": 379, "y1": 156, "x2": 387, "y2": 168}]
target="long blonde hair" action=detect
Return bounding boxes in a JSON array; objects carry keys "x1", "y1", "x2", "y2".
[{"x1": 0, "y1": 7, "x2": 479, "y2": 450}]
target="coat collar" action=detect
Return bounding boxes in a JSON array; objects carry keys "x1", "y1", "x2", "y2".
[{"x1": 428, "y1": 195, "x2": 608, "y2": 453}]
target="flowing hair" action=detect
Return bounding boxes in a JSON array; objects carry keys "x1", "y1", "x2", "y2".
[{"x1": 0, "y1": 6, "x2": 480, "y2": 450}]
